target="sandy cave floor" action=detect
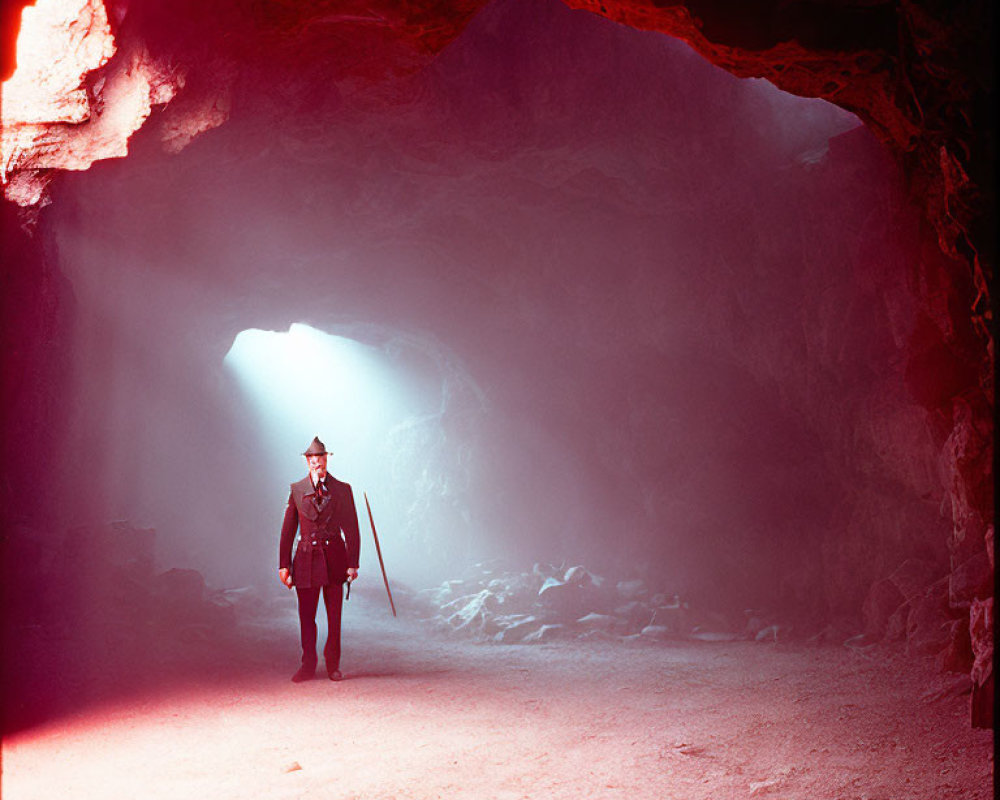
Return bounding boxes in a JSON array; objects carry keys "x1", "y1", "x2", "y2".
[{"x1": 2, "y1": 593, "x2": 993, "y2": 800}]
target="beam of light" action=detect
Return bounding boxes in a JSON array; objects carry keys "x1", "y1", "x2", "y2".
[
  {"x1": 223, "y1": 323, "x2": 449, "y2": 590},
  {"x1": 223, "y1": 323, "x2": 424, "y2": 488}
]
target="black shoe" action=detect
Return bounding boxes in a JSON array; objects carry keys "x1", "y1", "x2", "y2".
[
  {"x1": 291, "y1": 665, "x2": 316, "y2": 683},
  {"x1": 328, "y1": 669, "x2": 343, "y2": 681}
]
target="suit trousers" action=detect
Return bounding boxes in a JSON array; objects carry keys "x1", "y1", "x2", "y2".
[{"x1": 296, "y1": 583, "x2": 344, "y2": 670}]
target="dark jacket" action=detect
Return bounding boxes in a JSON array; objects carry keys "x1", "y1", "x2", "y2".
[{"x1": 279, "y1": 475, "x2": 361, "y2": 589}]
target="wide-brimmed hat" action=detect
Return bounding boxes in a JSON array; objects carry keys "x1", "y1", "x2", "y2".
[{"x1": 303, "y1": 436, "x2": 328, "y2": 456}]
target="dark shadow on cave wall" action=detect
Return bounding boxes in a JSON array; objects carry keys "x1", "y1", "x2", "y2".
[{"x1": 6, "y1": 0, "x2": 950, "y2": 716}]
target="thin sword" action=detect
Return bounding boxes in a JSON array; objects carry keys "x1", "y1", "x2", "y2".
[{"x1": 364, "y1": 492, "x2": 397, "y2": 617}]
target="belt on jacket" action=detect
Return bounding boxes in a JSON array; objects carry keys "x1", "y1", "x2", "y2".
[{"x1": 298, "y1": 535, "x2": 341, "y2": 549}]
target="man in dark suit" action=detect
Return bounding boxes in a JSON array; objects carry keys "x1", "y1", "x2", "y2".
[{"x1": 278, "y1": 437, "x2": 361, "y2": 682}]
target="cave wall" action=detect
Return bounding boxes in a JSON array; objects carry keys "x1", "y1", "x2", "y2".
[{"x1": 1, "y1": 0, "x2": 993, "y2": 715}]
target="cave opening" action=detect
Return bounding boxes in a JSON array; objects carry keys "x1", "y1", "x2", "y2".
[
  {"x1": 223, "y1": 323, "x2": 423, "y2": 487},
  {"x1": 222, "y1": 321, "x2": 473, "y2": 588}
]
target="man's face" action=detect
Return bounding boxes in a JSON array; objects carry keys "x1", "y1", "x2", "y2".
[{"x1": 307, "y1": 453, "x2": 328, "y2": 479}]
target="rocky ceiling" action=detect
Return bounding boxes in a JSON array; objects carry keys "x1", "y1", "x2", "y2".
[{"x1": 4, "y1": 0, "x2": 993, "y2": 297}]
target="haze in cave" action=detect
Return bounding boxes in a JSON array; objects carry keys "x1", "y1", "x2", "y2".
[{"x1": 1, "y1": 0, "x2": 993, "y2": 798}]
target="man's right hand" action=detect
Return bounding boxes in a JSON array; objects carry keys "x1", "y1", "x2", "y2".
[{"x1": 278, "y1": 567, "x2": 293, "y2": 589}]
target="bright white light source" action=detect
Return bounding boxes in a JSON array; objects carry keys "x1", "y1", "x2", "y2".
[{"x1": 224, "y1": 323, "x2": 420, "y2": 488}]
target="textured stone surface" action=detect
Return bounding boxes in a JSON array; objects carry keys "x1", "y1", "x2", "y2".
[
  {"x1": 425, "y1": 562, "x2": 706, "y2": 642},
  {"x1": 936, "y1": 618, "x2": 974, "y2": 674},
  {"x1": 904, "y1": 579, "x2": 952, "y2": 656},
  {"x1": 862, "y1": 578, "x2": 905, "y2": 640},
  {"x1": 522, "y1": 623, "x2": 568, "y2": 643},
  {"x1": 3, "y1": 0, "x2": 994, "y2": 298},
  {"x1": 2, "y1": 0, "x2": 190, "y2": 207},
  {"x1": 888, "y1": 558, "x2": 942, "y2": 604},
  {"x1": 940, "y1": 395, "x2": 994, "y2": 564},
  {"x1": 884, "y1": 603, "x2": 909, "y2": 643},
  {"x1": 948, "y1": 552, "x2": 993, "y2": 609},
  {"x1": 968, "y1": 598, "x2": 993, "y2": 687},
  {"x1": 576, "y1": 612, "x2": 618, "y2": 634},
  {"x1": 968, "y1": 597, "x2": 994, "y2": 728},
  {"x1": 2, "y1": 0, "x2": 114, "y2": 123},
  {"x1": 565, "y1": 0, "x2": 993, "y2": 330}
]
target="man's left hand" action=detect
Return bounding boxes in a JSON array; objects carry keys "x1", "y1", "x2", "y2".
[{"x1": 346, "y1": 568, "x2": 358, "y2": 582}]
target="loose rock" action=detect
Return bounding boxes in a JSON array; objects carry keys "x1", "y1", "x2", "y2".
[
  {"x1": 616, "y1": 579, "x2": 647, "y2": 600},
  {"x1": 522, "y1": 624, "x2": 567, "y2": 643}
]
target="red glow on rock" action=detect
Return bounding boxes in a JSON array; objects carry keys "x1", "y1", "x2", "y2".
[{"x1": 0, "y1": 0, "x2": 198, "y2": 207}]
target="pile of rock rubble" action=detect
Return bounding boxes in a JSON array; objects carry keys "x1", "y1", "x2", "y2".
[
  {"x1": 418, "y1": 561, "x2": 765, "y2": 644},
  {"x1": 6, "y1": 520, "x2": 266, "y2": 651}
]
